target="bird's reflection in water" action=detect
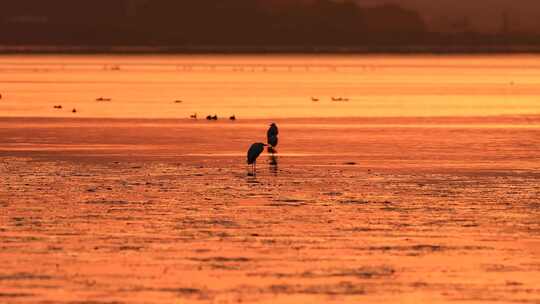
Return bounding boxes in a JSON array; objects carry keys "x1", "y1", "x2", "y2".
[
  {"x1": 246, "y1": 175, "x2": 260, "y2": 184},
  {"x1": 246, "y1": 168, "x2": 257, "y2": 178},
  {"x1": 269, "y1": 154, "x2": 278, "y2": 175}
]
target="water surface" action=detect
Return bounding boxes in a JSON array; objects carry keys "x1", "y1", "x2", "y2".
[
  {"x1": 1, "y1": 55, "x2": 539, "y2": 303},
  {"x1": 1, "y1": 54, "x2": 539, "y2": 118}
]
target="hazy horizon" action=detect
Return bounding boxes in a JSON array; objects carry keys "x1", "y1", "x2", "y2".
[
  {"x1": 1, "y1": 0, "x2": 539, "y2": 53},
  {"x1": 357, "y1": 0, "x2": 540, "y2": 34}
]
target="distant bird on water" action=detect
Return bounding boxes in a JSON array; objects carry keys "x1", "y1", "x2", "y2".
[
  {"x1": 267, "y1": 122, "x2": 279, "y2": 153},
  {"x1": 190, "y1": 113, "x2": 197, "y2": 119},
  {"x1": 72, "y1": 108, "x2": 77, "y2": 113},
  {"x1": 229, "y1": 115, "x2": 236, "y2": 121},
  {"x1": 247, "y1": 142, "x2": 266, "y2": 174}
]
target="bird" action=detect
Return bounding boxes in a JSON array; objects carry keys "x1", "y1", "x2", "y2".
[
  {"x1": 211, "y1": 115, "x2": 218, "y2": 120},
  {"x1": 174, "y1": 100, "x2": 183, "y2": 103},
  {"x1": 267, "y1": 122, "x2": 279, "y2": 153},
  {"x1": 72, "y1": 108, "x2": 77, "y2": 113},
  {"x1": 311, "y1": 97, "x2": 319, "y2": 102},
  {"x1": 229, "y1": 115, "x2": 236, "y2": 121},
  {"x1": 247, "y1": 142, "x2": 266, "y2": 175},
  {"x1": 206, "y1": 115, "x2": 212, "y2": 120},
  {"x1": 331, "y1": 97, "x2": 349, "y2": 102},
  {"x1": 190, "y1": 113, "x2": 197, "y2": 119}
]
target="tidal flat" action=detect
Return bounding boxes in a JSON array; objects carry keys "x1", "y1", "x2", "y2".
[{"x1": 1, "y1": 116, "x2": 539, "y2": 303}]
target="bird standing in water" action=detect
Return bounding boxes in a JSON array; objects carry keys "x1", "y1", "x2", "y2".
[
  {"x1": 267, "y1": 123, "x2": 279, "y2": 153},
  {"x1": 247, "y1": 142, "x2": 266, "y2": 175}
]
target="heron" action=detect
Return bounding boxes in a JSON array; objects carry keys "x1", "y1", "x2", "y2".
[
  {"x1": 267, "y1": 122, "x2": 279, "y2": 153},
  {"x1": 247, "y1": 142, "x2": 266, "y2": 174}
]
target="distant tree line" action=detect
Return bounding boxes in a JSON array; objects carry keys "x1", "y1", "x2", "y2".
[
  {"x1": 0, "y1": 0, "x2": 426, "y2": 47},
  {"x1": 0, "y1": 0, "x2": 538, "y2": 51}
]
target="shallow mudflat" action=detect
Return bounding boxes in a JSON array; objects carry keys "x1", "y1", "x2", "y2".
[{"x1": 1, "y1": 117, "x2": 540, "y2": 303}]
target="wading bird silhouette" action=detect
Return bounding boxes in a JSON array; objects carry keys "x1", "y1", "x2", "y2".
[
  {"x1": 267, "y1": 123, "x2": 279, "y2": 153},
  {"x1": 247, "y1": 142, "x2": 267, "y2": 175}
]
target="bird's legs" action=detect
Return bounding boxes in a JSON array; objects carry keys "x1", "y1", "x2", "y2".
[{"x1": 247, "y1": 162, "x2": 256, "y2": 176}]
